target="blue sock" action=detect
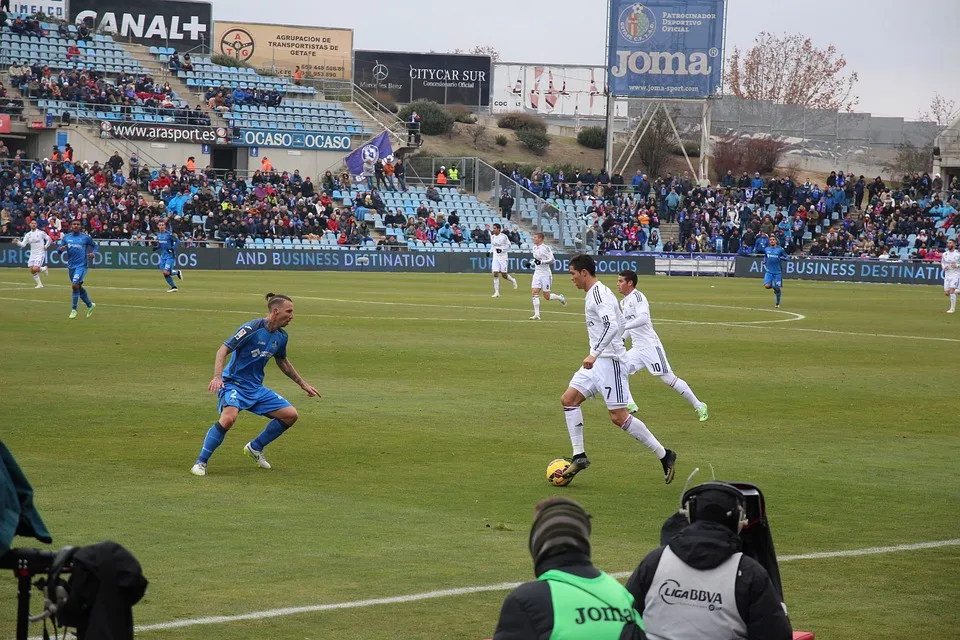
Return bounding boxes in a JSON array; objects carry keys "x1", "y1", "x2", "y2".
[
  {"x1": 79, "y1": 287, "x2": 92, "y2": 307},
  {"x1": 165, "y1": 275, "x2": 176, "y2": 288},
  {"x1": 71, "y1": 290, "x2": 79, "y2": 309},
  {"x1": 250, "y1": 419, "x2": 289, "y2": 452},
  {"x1": 775, "y1": 288, "x2": 781, "y2": 304},
  {"x1": 198, "y1": 422, "x2": 228, "y2": 464}
]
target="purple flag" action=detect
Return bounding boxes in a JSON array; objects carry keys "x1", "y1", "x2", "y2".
[{"x1": 345, "y1": 131, "x2": 393, "y2": 177}]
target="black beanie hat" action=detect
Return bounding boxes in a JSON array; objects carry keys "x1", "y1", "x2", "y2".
[{"x1": 528, "y1": 497, "x2": 592, "y2": 565}]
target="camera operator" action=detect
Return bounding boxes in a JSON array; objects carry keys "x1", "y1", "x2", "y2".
[{"x1": 625, "y1": 483, "x2": 791, "y2": 640}]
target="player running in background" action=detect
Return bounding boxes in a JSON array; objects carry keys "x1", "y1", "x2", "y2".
[
  {"x1": 942, "y1": 238, "x2": 959, "y2": 313},
  {"x1": 491, "y1": 223, "x2": 518, "y2": 297},
  {"x1": 616, "y1": 270, "x2": 708, "y2": 421},
  {"x1": 154, "y1": 221, "x2": 183, "y2": 292},
  {"x1": 16, "y1": 219, "x2": 51, "y2": 288},
  {"x1": 762, "y1": 236, "x2": 788, "y2": 308},
  {"x1": 57, "y1": 220, "x2": 97, "y2": 319},
  {"x1": 191, "y1": 293, "x2": 320, "y2": 477},
  {"x1": 529, "y1": 232, "x2": 566, "y2": 319},
  {"x1": 560, "y1": 254, "x2": 677, "y2": 484}
]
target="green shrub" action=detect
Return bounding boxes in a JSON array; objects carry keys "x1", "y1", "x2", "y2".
[
  {"x1": 671, "y1": 141, "x2": 701, "y2": 156},
  {"x1": 497, "y1": 112, "x2": 547, "y2": 133},
  {"x1": 446, "y1": 104, "x2": 478, "y2": 124},
  {"x1": 515, "y1": 130, "x2": 551, "y2": 156},
  {"x1": 576, "y1": 126, "x2": 606, "y2": 149},
  {"x1": 398, "y1": 100, "x2": 454, "y2": 136},
  {"x1": 371, "y1": 92, "x2": 399, "y2": 114},
  {"x1": 495, "y1": 134, "x2": 508, "y2": 147},
  {"x1": 210, "y1": 53, "x2": 252, "y2": 69}
]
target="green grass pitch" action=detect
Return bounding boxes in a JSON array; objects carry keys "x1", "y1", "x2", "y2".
[{"x1": 1, "y1": 269, "x2": 958, "y2": 639}]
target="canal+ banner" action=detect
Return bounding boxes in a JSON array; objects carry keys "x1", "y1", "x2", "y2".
[
  {"x1": 607, "y1": 0, "x2": 725, "y2": 98},
  {"x1": 232, "y1": 129, "x2": 352, "y2": 151}
]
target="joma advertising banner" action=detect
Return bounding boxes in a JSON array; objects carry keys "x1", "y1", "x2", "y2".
[
  {"x1": 735, "y1": 256, "x2": 944, "y2": 285},
  {"x1": 0, "y1": 246, "x2": 655, "y2": 275}
]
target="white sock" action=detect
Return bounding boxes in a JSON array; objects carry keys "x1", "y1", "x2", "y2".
[
  {"x1": 532, "y1": 296, "x2": 540, "y2": 315},
  {"x1": 620, "y1": 415, "x2": 665, "y2": 459},
  {"x1": 563, "y1": 406, "x2": 585, "y2": 456},
  {"x1": 505, "y1": 274, "x2": 517, "y2": 285},
  {"x1": 32, "y1": 273, "x2": 41, "y2": 284},
  {"x1": 662, "y1": 374, "x2": 702, "y2": 408},
  {"x1": 493, "y1": 277, "x2": 500, "y2": 294},
  {"x1": 550, "y1": 293, "x2": 566, "y2": 304},
  {"x1": 951, "y1": 293, "x2": 956, "y2": 311}
]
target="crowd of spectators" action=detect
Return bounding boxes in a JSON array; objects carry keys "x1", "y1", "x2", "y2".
[
  {"x1": 504, "y1": 164, "x2": 958, "y2": 259},
  {"x1": 381, "y1": 202, "x2": 520, "y2": 250},
  {"x1": 202, "y1": 85, "x2": 283, "y2": 113},
  {"x1": 0, "y1": 80, "x2": 25, "y2": 114}
]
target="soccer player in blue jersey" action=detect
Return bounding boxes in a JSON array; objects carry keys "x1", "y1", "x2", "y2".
[
  {"x1": 154, "y1": 221, "x2": 183, "y2": 292},
  {"x1": 57, "y1": 219, "x2": 97, "y2": 319},
  {"x1": 762, "y1": 235, "x2": 788, "y2": 308},
  {"x1": 191, "y1": 293, "x2": 320, "y2": 476}
]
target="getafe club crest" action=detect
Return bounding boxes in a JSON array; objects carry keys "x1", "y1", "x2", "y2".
[
  {"x1": 618, "y1": 3, "x2": 656, "y2": 43},
  {"x1": 361, "y1": 144, "x2": 381, "y2": 164}
]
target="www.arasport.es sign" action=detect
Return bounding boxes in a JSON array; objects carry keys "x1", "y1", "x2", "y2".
[{"x1": 99, "y1": 121, "x2": 228, "y2": 144}]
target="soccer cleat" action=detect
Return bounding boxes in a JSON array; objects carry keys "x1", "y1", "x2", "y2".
[
  {"x1": 529, "y1": 314, "x2": 541, "y2": 320},
  {"x1": 244, "y1": 443, "x2": 272, "y2": 469},
  {"x1": 86, "y1": 303, "x2": 96, "y2": 318},
  {"x1": 167, "y1": 287, "x2": 179, "y2": 293},
  {"x1": 41, "y1": 266, "x2": 48, "y2": 274},
  {"x1": 627, "y1": 401, "x2": 639, "y2": 414},
  {"x1": 512, "y1": 279, "x2": 518, "y2": 290},
  {"x1": 949, "y1": 309, "x2": 956, "y2": 314},
  {"x1": 775, "y1": 304, "x2": 780, "y2": 309},
  {"x1": 176, "y1": 270, "x2": 183, "y2": 281},
  {"x1": 696, "y1": 403, "x2": 709, "y2": 422},
  {"x1": 68, "y1": 309, "x2": 78, "y2": 319},
  {"x1": 190, "y1": 462, "x2": 207, "y2": 476},
  {"x1": 561, "y1": 454, "x2": 591, "y2": 479},
  {"x1": 559, "y1": 295, "x2": 567, "y2": 307},
  {"x1": 34, "y1": 284, "x2": 43, "y2": 288},
  {"x1": 491, "y1": 292, "x2": 500, "y2": 298},
  {"x1": 660, "y1": 449, "x2": 677, "y2": 484}
]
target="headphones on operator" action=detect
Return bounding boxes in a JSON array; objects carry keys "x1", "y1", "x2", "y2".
[
  {"x1": 680, "y1": 482, "x2": 749, "y2": 534},
  {"x1": 43, "y1": 545, "x2": 77, "y2": 618}
]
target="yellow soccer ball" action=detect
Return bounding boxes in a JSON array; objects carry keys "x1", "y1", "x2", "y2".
[{"x1": 546, "y1": 458, "x2": 572, "y2": 487}]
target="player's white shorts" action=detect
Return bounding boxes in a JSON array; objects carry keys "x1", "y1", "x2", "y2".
[
  {"x1": 625, "y1": 345, "x2": 672, "y2": 377},
  {"x1": 492, "y1": 256, "x2": 509, "y2": 273},
  {"x1": 568, "y1": 356, "x2": 629, "y2": 409},
  {"x1": 27, "y1": 254, "x2": 46, "y2": 268},
  {"x1": 531, "y1": 272, "x2": 552, "y2": 291},
  {"x1": 945, "y1": 274, "x2": 960, "y2": 292}
]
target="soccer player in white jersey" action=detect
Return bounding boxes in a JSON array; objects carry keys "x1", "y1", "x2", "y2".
[
  {"x1": 16, "y1": 220, "x2": 51, "y2": 288},
  {"x1": 560, "y1": 254, "x2": 677, "y2": 484},
  {"x1": 616, "y1": 270, "x2": 709, "y2": 421},
  {"x1": 490, "y1": 223, "x2": 518, "y2": 297},
  {"x1": 529, "y1": 232, "x2": 567, "y2": 319},
  {"x1": 942, "y1": 238, "x2": 960, "y2": 313}
]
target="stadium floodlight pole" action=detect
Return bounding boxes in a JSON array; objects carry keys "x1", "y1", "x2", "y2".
[{"x1": 603, "y1": 0, "x2": 615, "y2": 172}]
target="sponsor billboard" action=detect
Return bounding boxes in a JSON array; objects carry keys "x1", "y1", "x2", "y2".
[
  {"x1": 71, "y1": 0, "x2": 212, "y2": 53},
  {"x1": 0, "y1": 114, "x2": 10, "y2": 134},
  {"x1": 735, "y1": 256, "x2": 944, "y2": 286},
  {"x1": 9, "y1": 0, "x2": 66, "y2": 19},
  {"x1": 100, "y1": 121, "x2": 228, "y2": 144},
  {"x1": 0, "y1": 246, "x2": 655, "y2": 276},
  {"x1": 354, "y1": 50, "x2": 491, "y2": 106},
  {"x1": 607, "y1": 0, "x2": 725, "y2": 98},
  {"x1": 231, "y1": 129, "x2": 351, "y2": 151},
  {"x1": 491, "y1": 64, "x2": 628, "y2": 117},
  {"x1": 215, "y1": 21, "x2": 353, "y2": 80}
]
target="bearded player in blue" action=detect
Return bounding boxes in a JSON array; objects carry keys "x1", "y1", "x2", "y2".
[
  {"x1": 154, "y1": 220, "x2": 183, "y2": 292},
  {"x1": 57, "y1": 219, "x2": 97, "y2": 319},
  {"x1": 762, "y1": 235, "x2": 789, "y2": 308},
  {"x1": 191, "y1": 293, "x2": 321, "y2": 477}
]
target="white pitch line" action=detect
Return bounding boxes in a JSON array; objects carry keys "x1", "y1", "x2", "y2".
[{"x1": 115, "y1": 538, "x2": 960, "y2": 634}]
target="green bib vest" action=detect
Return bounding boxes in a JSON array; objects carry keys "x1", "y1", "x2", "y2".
[{"x1": 538, "y1": 569, "x2": 645, "y2": 640}]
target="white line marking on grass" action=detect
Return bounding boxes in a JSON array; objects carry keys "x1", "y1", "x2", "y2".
[{"x1": 80, "y1": 538, "x2": 960, "y2": 635}]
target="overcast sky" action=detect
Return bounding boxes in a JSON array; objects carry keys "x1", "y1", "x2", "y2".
[{"x1": 212, "y1": 0, "x2": 959, "y2": 120}]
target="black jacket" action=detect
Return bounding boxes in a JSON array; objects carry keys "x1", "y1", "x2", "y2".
[
  {"x1": 625, "y1": 521, "x2": 791, "y2": 640},
  {"x1": 0, "y1": 440, "x2": 51, "y2": 554},
  {"x1": 494, "y1": 550, "x2": 646, "y2": 640}
]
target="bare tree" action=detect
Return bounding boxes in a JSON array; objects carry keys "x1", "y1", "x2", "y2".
[
  {"x1": 635, "y1": 107, "x2": 677, "y2": 179},
  {"x1": 449, "y1": 45, "x2": 501, "y2": 61},
  {"x1": 917, "y1": 93, "x2": 960, "y2": 129},
  {"x1": 725, "y1": 32, "x2": 859, "y2": 111}
]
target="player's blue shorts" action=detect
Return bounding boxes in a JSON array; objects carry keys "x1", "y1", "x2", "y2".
[
  {"x1": 68, "y1": 266, "x2": 87, "y2": 285},
  {"x1": 764, "y1": 272, "x2": 782, "y2": 288},
  {"x1": 160, "y1": 256, "x2": 176, "y2": 272},
  {"x1": 218, "y1": 384, "x2": 291, "y2": 416}
]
